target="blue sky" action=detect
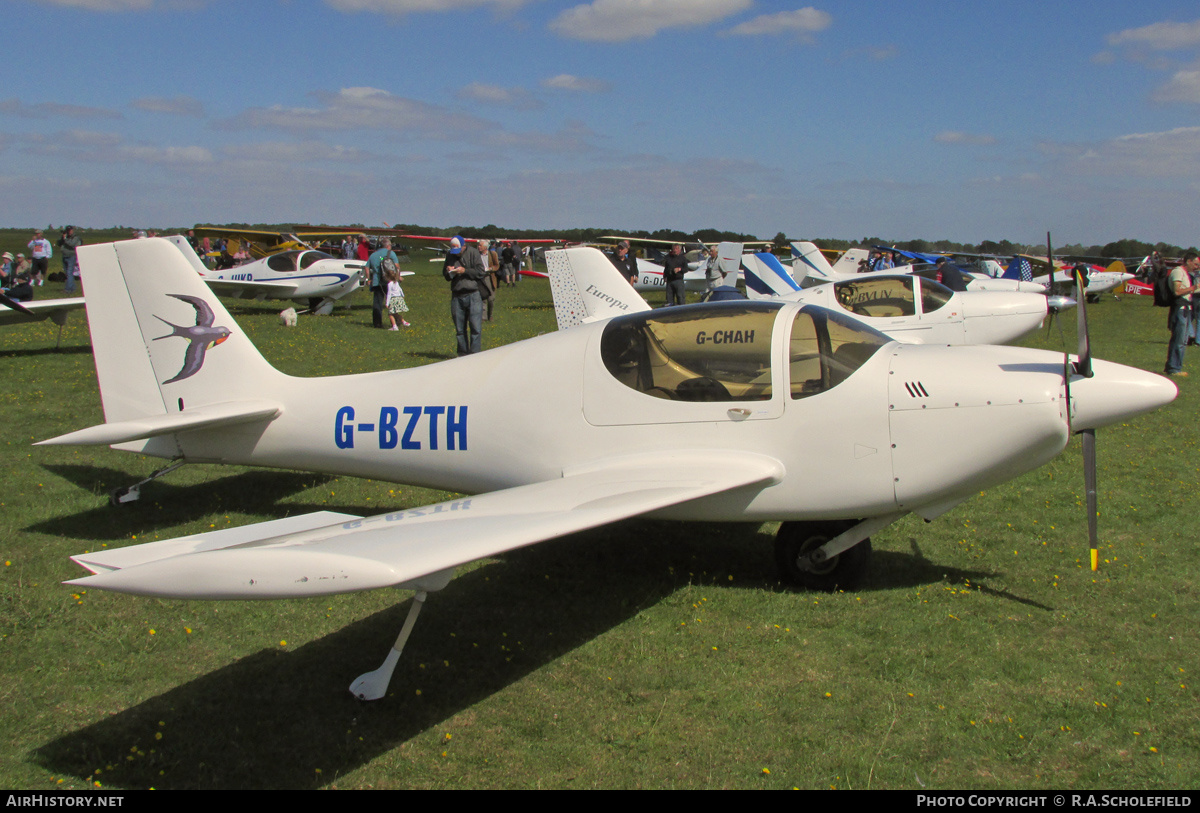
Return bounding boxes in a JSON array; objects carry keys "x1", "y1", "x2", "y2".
[{"x1": 3, "y1": 0, "x2": 1199, "y2": 246}]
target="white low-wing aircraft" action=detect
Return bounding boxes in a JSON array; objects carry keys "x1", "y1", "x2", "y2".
[
  {"x1": 43, "y1": 239, "x2": 1176, "y2": 700},
  {"x1": 164, "y1": 235, "x2": 369, "y2": 315},
  {"x1": 740, "y1": 251, "x2": 1064, "y2": 346},
  {"x1": 795, "y1": 242, "x2": 1049, "y2": 295}
]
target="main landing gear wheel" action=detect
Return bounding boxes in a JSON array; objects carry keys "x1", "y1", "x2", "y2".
[{"x1": 774, "y1": 520, "x2": 872, "y2": 592}]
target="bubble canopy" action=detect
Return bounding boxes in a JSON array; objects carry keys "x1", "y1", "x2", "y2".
[{"x1": 599, "y1": 302, "x2": 892, "y2": 402}]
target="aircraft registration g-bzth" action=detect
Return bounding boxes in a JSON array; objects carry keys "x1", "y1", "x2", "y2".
[{"x1": 44, "y1": 239, "x2": 1176, "y2": 700}]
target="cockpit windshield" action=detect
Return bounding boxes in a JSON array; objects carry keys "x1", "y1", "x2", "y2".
[
  {"x1": 600, "y1": 303, "x2": 781, "y2": 401},
  {"x1": 834, "y1": 277, "x2": 916, "y2": 317},
  {"x1": 266, "y1": 251, "x2": 302, "y2": 272},
  {"x1": 299, "y1": 251, "x2": 334, "y2": 269},
  {"x1": 788, "y1": 307, "x2": 891, "y2": 399}
]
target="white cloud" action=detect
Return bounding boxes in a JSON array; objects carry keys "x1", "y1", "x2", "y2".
[
  {"x1": 1042, "y1": 126, "x2": 1200, "y2": 179},
  {"x1": 0, "y1": 98, "x2": 122, "y2": 119},
  {"x1": 222, "y1": 141, "x2": 382, "y2": 163},
  {"x1": 1152, "y1": 69, "x2": 1200, "y2": 104},
  {"x1": 131, "y1": 95, "x2": 206, "y2": 117},
  {"x1": 934, "y1": 131, "x2": 998, "y2": 146},
  {"x1": 218, "y1": 87, "x2": 491, "y2": 137},
  {"x1": 1107, "y1": 19, "x2": 1200, "y2": 51},
  {"x1": 549, "y1": 0, "x2": 752, "y2": 42},
  {"x1": 541, "y1": 74, "x2": 611, "y2": 93},
  {"x1": 456, "y1": 82, "x2": 543, "y2": 109},
  {"x1": 725, "y1": 7, "x2": 831, "y2": 41},
  {"x1": 26, "y1": 0, "x2": 156, "y2": 9},
  {"x1": 324, "y1": 0, "x2": 535, "y2": 14}
]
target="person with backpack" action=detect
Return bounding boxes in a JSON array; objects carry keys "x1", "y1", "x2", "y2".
[
  {"x1": 1164, "y1": 250, "x2": 1200, "y2": 377},
  {"x1": 367, "y1": 237, "x2": 400, "y2": 329}
]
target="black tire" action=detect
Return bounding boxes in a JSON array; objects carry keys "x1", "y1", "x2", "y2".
[{"x1": 774, "y1": 520, "x2": 871, "y2": 592}]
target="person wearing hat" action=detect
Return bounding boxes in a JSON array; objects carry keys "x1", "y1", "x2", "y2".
[
  {"x1": 7, "y1": 253, "x2": 33, "y2": 301},
  {"x1": 609, "y1": 240, "x2": 638, "y2": 286},
  {"x1": 58, "y1": 225, "x2": 82, "y2": 295},
  {"x1": 442, "y1": 235, "x2": 486, "y2": 355},
  {"x1": 28, "y1": 229, "x2": 52, "y2": 287},
  {"x1": 1, "y1": 251, "x2": 13, "y2": 290}
]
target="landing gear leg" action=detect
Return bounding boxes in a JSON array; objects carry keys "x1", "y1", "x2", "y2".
[
  {"x1": 350, "y1": 592, "x2": 428, "y2": 701},
  {"x1": 109, "y1": 459, "x2": 188, "y2": 506},
  {"x1": 775, "y1": 520, "x2": 871, "y2": 592}
]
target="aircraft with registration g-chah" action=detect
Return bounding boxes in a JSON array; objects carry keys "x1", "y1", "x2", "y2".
[{"x1": 42, "y1": 237, "x2": 1176, "y2": 700}]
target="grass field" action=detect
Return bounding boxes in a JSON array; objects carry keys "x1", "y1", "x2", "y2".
[{"x1": 1, "y1": 251, "x2": 1197, "y2": 790}]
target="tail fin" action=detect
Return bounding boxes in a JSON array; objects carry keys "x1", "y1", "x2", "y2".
[
  {"x1": 1105, "y1": 260, "x2": 1127, "y2": 276},
  {"x1": 161, "y1": 234, "x2": 212, "y2": 276},
  {"x1": 789, "y1": 241, "x2": 836, "y2": 281},
  {"x1": 830, "y1": 248, "x2": 870, "y2": 275},
  {"x1": 1003, "y1": 256, "x2": 1034, "y2": 281},
  {"x1": 715, "y1": 242, "x2": 743, "y2": 286},
  {"x1": 742, "y1": 252, "x2": 801, "y2": 300},
  {"x1": 546, "y1": 247, "x2": 650, "y2": 330},
  {"x1": 40, "y1": 238, "x2": 284, "y2": 453}
]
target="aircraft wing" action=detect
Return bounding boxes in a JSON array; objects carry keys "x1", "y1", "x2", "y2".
[
  {"x1": 0, "y1": 297, "x2": 86, "y2": 326},
  {"x1": 66, "y1": 450, "x2": 783, "y2": 600},
  {"x1": 203, "y1": 278, "x2": 301, "y2": 299}
]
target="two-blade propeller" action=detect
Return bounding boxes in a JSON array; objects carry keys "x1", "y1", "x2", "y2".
[{"x1": 1051, "y1": 231, "x2": 1100, "y2": 572}]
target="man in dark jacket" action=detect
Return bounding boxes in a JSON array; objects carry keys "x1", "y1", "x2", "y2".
[
  {"x1": 443, "y1": 236, "x2": 486, "y2": 355},
  {"x1": 662, "y1": 244, "x2": 689, "y2": 306},
  {"x1": 609, "y1": 240, "x2": 638, "y2": 285}
]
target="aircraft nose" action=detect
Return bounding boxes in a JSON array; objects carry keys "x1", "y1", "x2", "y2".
[
  {"x1": 1070, "y1": 360, "x2": 1178, "y2": 431},
  {"x1": 1047, "y1": 295, "x2": 1076, "y2": 312}
]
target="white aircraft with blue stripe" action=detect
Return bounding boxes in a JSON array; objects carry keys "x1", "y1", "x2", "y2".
[
  {"x1": 791, "y1": 241, "x2": 1048, "y2": 295},
  {"x1": 741, "y1": 249, "x2": 1065, "y2": 346},
  {"x1": 164, "y1": 235, "x2": 370, "y2": 315}
]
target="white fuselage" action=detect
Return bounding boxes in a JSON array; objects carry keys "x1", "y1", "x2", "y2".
[{"x1": 146, "y1": 302, "x2": 1099, "y2": 523}]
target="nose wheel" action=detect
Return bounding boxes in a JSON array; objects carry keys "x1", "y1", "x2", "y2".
[{"x1": 775, "y1": 520, "x2": 872, "y2": 592}]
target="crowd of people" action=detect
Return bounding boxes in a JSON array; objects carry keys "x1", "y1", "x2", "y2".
[{"x1": 1, "y1": 227, "x2": 84, "y2": 301}]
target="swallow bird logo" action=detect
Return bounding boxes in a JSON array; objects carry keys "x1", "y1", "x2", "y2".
[{"x1": 153, "y1": 294, "x2": 231, "y2": 384}]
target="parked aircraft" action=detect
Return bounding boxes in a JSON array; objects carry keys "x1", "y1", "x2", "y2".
[
  {"x1": 191, "y1": 226, "x2": 366, "y2": 258},
  {"x1": 164, "y1": 235, "x2": 369, "y2": 315},
  {"x1": 1009, "y1": 257, "x2": 1133, "y2": 302},
  {"x1": 792, "y1": 242, "x2": 1050, "y2": 295},
  {"x1": 45, "y1": 239, "x2": 1175, "y2": 699},
  {"x1": 741, "y1": 251, "x2": 1066, "y2": 346}
]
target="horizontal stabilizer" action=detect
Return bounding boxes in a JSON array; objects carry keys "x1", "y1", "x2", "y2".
[
  {"x1": 37, "y1": 399, "x2": 281, "y2": 446},
  {"x1": 66, "y1": 450, "x2": 783, "y2": 600}
]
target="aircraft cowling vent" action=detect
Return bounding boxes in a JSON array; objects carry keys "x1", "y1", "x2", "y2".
[{"x1": 903, "y1": 382, "x2": 929, "y2": 398}]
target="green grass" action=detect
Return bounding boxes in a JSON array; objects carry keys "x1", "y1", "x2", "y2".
[{"x1": 1, "y1": 268, "x2": 1196, "y2": 790}]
